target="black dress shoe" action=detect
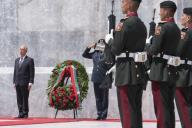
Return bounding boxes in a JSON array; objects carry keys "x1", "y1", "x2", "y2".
[
  {"x1": 96, "y1": 117, "x2": 102, "y2": 120},
  {"x1": 101, "y1": 117, "x2": 107, "y2": 120},
  {"x1": 17, "y1": 114, "x2": 24, "y2": 118},
  {"x1": 23, "y1": 114, "x2": 28, "y2": 118}
]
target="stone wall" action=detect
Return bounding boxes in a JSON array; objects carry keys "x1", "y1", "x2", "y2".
[{"x1": 0, "y1": 0, "x2": 191, "y2": 119}]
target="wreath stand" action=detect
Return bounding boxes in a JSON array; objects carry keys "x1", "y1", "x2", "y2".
[
  {"x1": 47, "y1": 60, "x2": 89, "y2": 120},
  {"x1": 54, "y1": 109, "x2": 78, "y2": 119},
  {"x1": 54, "y1": 66, "x2": 79, "y2": 119}
]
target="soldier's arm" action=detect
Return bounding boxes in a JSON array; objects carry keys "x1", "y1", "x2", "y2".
[
  {"x1": 82, "y1": 47, "x2": 94, "y2": 59},
  {"x1": 110, "y1": 32, "x2": 124, "y2": 55},
  {"x1": 29, "y1": 58, "x2": 35, "y2": 84},
  {"x1": 13, "y1": 59, "x2": 16, "y2": 84},
  {"x1": 146, "y1": 26, "x2": 166, "y2": 55},
  {"x1": 111, "y1": 21, "x2": 133, "y2": 55},
  {"x1": 177, "y1": 39, "x2": 187, "y2": 56}
]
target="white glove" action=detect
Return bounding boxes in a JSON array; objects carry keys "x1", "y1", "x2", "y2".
[
  {"x1": 147, "y1": 70, "x2": 150, "y2": 74},
  {"x1": 105, "y1": 29, "x2": 114, "y2": 44},
  {"x1": 146, "y1": 36, "x2": 153, "y2": 44},
  {"x1": 106, "y1": 65, "x2": 116, "y2": 75}
]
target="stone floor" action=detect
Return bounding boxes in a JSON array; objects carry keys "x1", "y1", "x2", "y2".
[{"x1": 0, "y1": 121, "x2": 182, "y2": 128}]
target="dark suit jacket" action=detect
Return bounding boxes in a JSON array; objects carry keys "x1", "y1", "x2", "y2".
[
  {"x1": 13, "y1": 56, "x2": 35, "y2": 86},
  {"x1": 110, "y1": 16, "x2": 148, "y2": 86},
  {"x1": 82, "y1": 48, "x2": 108, "y2": 83}
]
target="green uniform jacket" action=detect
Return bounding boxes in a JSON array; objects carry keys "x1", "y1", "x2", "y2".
[
  {"x1": 110, "y1": 16, "x2": 148, "y2": 87},
  {"x1": 146, "y1": 20, "x2": 181, "y2": 84},
  {"x1": 176, "y1": 28, "x2": 192, "y2": 87}
]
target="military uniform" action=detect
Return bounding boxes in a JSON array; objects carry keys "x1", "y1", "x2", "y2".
[
  {"x1": 146, "y1": 1, "x2": 180, "y2": 128},
  {"x1": 175, "y1": 8, "x2": 192, "y2": 128},
  {"x1": 109, "y1": 7, "x2": 148, "y2": 128},
  {"x1": 82, "y1": 41, "x2": 109, "y2": 120}
]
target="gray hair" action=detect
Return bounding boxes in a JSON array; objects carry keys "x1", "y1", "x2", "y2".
[{"x1": 20, "y1": 44, "x2": 28, "y2": 52}]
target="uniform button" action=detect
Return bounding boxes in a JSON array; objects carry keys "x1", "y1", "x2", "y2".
[
  {"x1": 137, "y1": 74, "x2": 140, "y2": 78},
  {"x1": 168, "y1": 72, "x2": 171, "y2": 75},
  {"x1": 135, "y1": 65, "x2": 138, "y2": 68},
  {"x1": 97, "y1": 65, "x2": 99, "y2": 67},
  {"x1": 97, "y1": 69, "x2": 99, "y2": 71}
]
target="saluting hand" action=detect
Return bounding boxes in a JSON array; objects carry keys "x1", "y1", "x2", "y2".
[{"x1": 87, "y1": 43, "x2": 96, "y2": 49}]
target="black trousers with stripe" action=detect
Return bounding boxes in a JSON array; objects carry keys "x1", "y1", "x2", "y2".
[
  {"x1": 117, "y1": 84, "x2": 143, "y2": 128},
  {"x1": 175, "y1": 87, "x2": 192, "y2": 128},
  {"x1": 152, "y1": 81, "x2": 175, "y2": 128},
  {"x1": 93, "y1": 83, "x2": 109, "y2": 119}
]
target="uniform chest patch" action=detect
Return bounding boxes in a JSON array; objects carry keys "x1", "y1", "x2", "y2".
[
  {"x1": 155, "y1": 26, "x2": 162, "y2": 35},
  {"x1": 181, "y1": 32, "x2": 187, "y2": 40},
  {"x1": 115, "y1": 23, "x2": 123, "y2": 31}
]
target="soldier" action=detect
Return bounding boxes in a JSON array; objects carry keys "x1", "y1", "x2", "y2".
[
  {"x1": 175, "y1": 8, "x2": 192, "y2": 128},
  {"x1": 105, "y1": 0, "x2": 148, "y2": 127},
  {"x1": 146, "y1": 1, "x2": 180, "y2": 128},
  {"x1": 82, "y1": 39, "x2": 109, "y2": 120}
]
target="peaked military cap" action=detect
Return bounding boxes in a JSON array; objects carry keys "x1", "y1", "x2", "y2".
[
  {"x1": 183, "y1": 8, "x2": 192, "y2": 16},
  {"x1": 160, "y1": 1, "x2": 177, "y2": 11}
]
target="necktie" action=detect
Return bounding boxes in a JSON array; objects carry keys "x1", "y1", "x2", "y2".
[{"x1": 19, "y1": 57, "x2": 23, "y2": 67}]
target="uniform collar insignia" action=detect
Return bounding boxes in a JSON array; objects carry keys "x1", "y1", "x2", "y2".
[
  {"x1": 155, "y1": 26, "x2": 162, "y2": 35},
  {"x1": 161, "y1": 17, "x2": 175, "y2": 23},
  {"x1": 187, "y1": 24, "x2": 192, "y2": 29},
  {"x1": 126, "y1": 12, "x2": 138, "y2": 17}
]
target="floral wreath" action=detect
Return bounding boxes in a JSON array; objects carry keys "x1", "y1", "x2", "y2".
[{"x1": 47, "y1": 60, "x2": 89, "y2": 110}]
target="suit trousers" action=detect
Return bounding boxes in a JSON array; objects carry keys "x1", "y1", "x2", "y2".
[
  {"x1": 93, "y1": 83, "x2": 109, "y2": 119},
  {"x1": 152, "y1": 81, "x2": 175, "y2": 128},
  {"x1": 175, "y1": 87, "x2": 192, "y2": 128},
  {"x1": 16, "y1": 85, "x2": 29, "y2": 115},
  {"x1": 117, "y1": 84, "x2": 143, "y2": 128}
]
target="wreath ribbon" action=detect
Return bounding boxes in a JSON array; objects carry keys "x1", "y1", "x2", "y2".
[
  {"x1": 50, "y1": 65, "x2": 80, "y2": 108},
  {"x1": 47, "y1": 60, "x2": 88, "y2": 110}
]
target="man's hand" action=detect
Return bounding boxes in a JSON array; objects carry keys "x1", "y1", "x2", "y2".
[
  {"x1": 28, "y1": 83, "x2": 32, "y2": 91},
  {"x1": 14, "y1": 84, "x2": 16, "y2": 89},
  {"x1": 87, "y1": 43, "x2": 96, "y2": 49},
  {"x1": 105, "y1": 29, "x2": 114, "y2": 44}
]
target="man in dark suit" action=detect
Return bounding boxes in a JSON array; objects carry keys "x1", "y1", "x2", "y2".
[
  {"x1": 175, "y1": 8, "x2": 192, "y2": 128},
  {"x1": 13, "y1": 45, "x2": 35, "y2": 118},
  {"x1": 146, "y1": 1, "x2": 180, "y2": 128},
  {"x1": 105, "y1": 0, "x2": 148, "y2": 127}
]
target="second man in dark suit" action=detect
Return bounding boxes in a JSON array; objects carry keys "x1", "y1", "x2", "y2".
[{"x1": 13, "y1": 45, "x2": 35, "y2": 118}]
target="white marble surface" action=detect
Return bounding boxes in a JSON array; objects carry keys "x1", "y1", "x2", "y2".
[
  {"x1": 0, "y1": 0, "x2": 192, "y2": 120},
  {"x1": 0, "y1": 121, "x2": 183, "y2": 128}
]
